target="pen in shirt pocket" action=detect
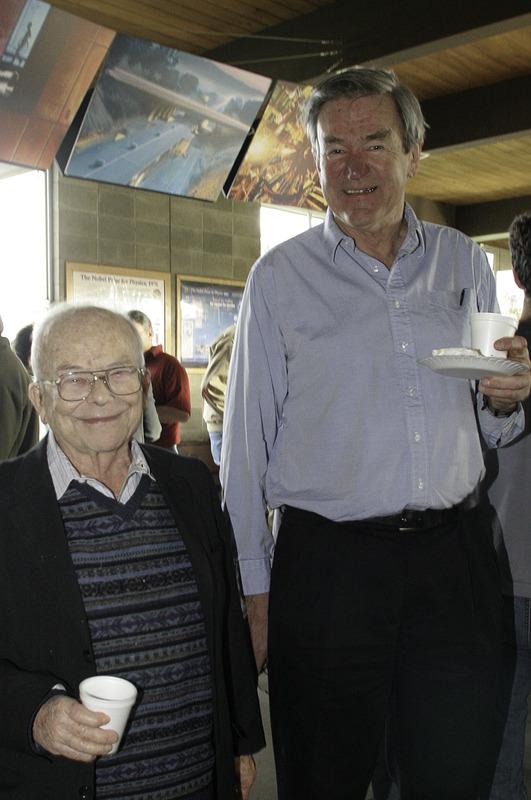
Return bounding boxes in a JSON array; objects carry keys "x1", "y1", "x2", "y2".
[{"x1": 459, "y1": 289, "x2": 465, "y2": 306}]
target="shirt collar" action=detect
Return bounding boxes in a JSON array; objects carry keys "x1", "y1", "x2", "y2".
[
  {"x1": 400, "y1": 203, "x2": 424, "y2": 257},
  {"x1": 46, "y1": 429, "x2": 154, "y2": 501},
  {"x1": 323, "y1": 202, "x2": 424, "y2": 263}
]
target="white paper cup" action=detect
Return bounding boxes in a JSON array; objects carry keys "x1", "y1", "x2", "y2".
[
  {"x1": 79, "y1": 675, "x2": 137, "y2": 755},
  {"x1": 470, "y1": 312, "x2": 517, "y2": 358}
]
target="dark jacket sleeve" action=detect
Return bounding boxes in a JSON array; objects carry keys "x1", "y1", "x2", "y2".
[
  {"x1": 0, "y1": 659, "x2": 69, "y2": 755},
  {"x1": 0, "y1": 445, "x2": 84, "y2": 760}
]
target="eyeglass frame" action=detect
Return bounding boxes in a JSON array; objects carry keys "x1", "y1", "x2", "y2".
[{"x1": 38, "y1": 365, "x2": 146, "y2": 402}]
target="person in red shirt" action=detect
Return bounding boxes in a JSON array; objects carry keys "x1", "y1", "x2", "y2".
[{"x1": 128, "y1": 310, "x2": 190, "y2": 450}]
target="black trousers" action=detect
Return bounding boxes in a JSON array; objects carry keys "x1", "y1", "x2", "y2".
[{"x1": 268, "y1": 505, "x2": 503, "y2": 800}]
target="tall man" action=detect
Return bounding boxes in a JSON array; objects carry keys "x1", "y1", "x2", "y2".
[
  {"x1": 128, "y1": 310, "x2": 190, "y2": 450},
  {"x1": 0, "y1": 313, "x2": 38, "y2": 459},
  {"x1": 221, "y1": 67, "x2": 531, "y2": 800},
  {"x1": 486, "y1": 210, "x2": 531, "y2": 799}
]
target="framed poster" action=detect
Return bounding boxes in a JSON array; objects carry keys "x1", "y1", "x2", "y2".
[
  {"x1": 65, "y1": 262, "x2": 172, "y2": 350},
  {"x1": 226, "y1": 80, "x2": 326, "y2": 212},
  {"x1": 0, "y1": 0, "x2": 113, "y2": 169},
  {"x1": 62, "y1": 33, "x2": 271, "y2": 202},
  {"x1": 177, "y1": 275, "x2": 244, "y2": 369}
]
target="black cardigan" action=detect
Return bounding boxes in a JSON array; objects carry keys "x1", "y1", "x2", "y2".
[{"x1": 0, "y1": 439, "x2": 264, "y2": 799}]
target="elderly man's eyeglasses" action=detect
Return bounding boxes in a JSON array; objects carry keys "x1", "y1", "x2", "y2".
[{"x1": 41, "y1": 366, "x2": 145, "y2": 402}]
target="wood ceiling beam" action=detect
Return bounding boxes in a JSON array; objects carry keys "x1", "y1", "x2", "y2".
[
  {"x1": 369, "y1": 13, "x2": 531, "y2": 69},
  {"x1": 422, "y1": 75, "x2": 531, "y2": 152},
  {"x1": 206, "y1": 0, "x2": 531, "y2": 81},
  {"x1": 456, "y1": 195, "x2": 531, "y2": 240}
]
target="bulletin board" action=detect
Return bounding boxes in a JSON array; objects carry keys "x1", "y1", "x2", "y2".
[
  {"x1": 176, "y1": 275, "x2": 244, "y2": 369},
  {"x1": 65, "y1": 262, "x2": 172, "y2": 350}
]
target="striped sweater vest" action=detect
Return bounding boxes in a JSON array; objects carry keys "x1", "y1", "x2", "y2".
[{"x1": 59, "y1": 477, "x2": 215, "y2": 800}]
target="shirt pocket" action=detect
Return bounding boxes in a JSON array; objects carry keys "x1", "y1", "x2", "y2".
[{"x1": 426, "y1": 289, "x2": 473, "y2": 348}]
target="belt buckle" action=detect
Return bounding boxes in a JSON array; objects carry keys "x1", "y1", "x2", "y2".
[{"x1": 398, "y1": 510, "x2": 418, "y2": 533}]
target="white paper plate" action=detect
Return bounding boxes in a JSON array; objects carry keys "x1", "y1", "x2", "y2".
[{"x1": 418, "y1": 354, "x2": 529, "y2": 379}]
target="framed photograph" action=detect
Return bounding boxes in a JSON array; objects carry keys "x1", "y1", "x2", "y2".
[
  {"x1": 62, "y1": 33, "x2": 271, "y2": 202},
  {"x1": 0, "y1": 0, "x2": 113, "y2": 169},
  {"x1": 65, "y1": 262, "x2": 172, "y2": 350},
  {"x1": 177, "y1": 275, "x2": 244, "y2": 369},
  {"x1": 225, "y1": 80, "x2": 325, "y2": 212}
]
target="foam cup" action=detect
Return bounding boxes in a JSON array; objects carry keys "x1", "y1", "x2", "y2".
[
  {"x1": 79, "y1": 675, "x2": 137, "y2": 755},
  {"x1": 470, "y1": 312, "x2": 517, "y2": 358}
]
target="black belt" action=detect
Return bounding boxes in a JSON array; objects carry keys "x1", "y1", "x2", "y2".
[
  {"x1": 283, "y1": 495, "x2": 477, "y2": 533},
  {"x1": 367, "y1": 500, "x2": 474, "y2": 532}
]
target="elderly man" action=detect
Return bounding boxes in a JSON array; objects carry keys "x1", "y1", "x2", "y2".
[
  {"x1": 0, "y1": 305, "x2": 263, "y2": 800},
  {"x1": 221, "y1": 67, "x2": 531, "y2": 799}
]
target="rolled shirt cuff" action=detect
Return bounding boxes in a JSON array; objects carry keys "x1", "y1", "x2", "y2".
[{"x1": 239, "y1": 557, "x2": 271, "y2": 596}]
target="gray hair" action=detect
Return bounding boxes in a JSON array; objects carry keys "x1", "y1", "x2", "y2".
[
  {"x1": 126, "y1": 309, "x2": 152, "y2": 331},
  {"x1": 303, "y1": 66, "x2": 427, "y2": 158},
  {"x1": 31, "y1": 304, "x2": 145, "y2": 381}
]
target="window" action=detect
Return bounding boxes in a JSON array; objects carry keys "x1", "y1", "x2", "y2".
[
  {"x1": 0, "y1": 167, "x2": 48, "y2": 340},
  {"x1": 479, "y1": 242, "x2": 523, "y2": 321},
  {"x1": 496, "y1": 269, "x2": 524, "y2": 321},
  {"x1": 260, "y1": 205, "x2": 325, "y2": 255}
]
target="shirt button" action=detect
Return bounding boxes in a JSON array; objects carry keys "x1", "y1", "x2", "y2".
[
  {"x1": 417, "y1": 479, "x2": 424, "y2": 490},
  {"x1": 407, "y1": 386, "x2": 416, "y2": 396},
  {"x1": 372, "y1": 265, "x2": 379, "y2": 273},
  {"x1": 394, "y1": 299, "x2": 401, "y2": 309},
  {"x1": 414, "y1": 432, "x2": 421, "y2": 442},
  {"x1": 401, "y1": 341, "x2": 408, "y2": 350}
]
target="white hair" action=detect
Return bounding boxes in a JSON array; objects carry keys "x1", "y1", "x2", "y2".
[{"x1": 31, "y1": 304, "x2": 145, "y2": 381}]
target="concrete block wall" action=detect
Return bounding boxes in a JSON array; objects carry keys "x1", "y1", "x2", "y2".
[{"x1": 51, "y1": 166, "x2": 261, "y2": 443}]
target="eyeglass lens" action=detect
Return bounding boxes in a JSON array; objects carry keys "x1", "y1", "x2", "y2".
[{"x1": 58, "y1": 367, "x2": 141, "y2": 400}]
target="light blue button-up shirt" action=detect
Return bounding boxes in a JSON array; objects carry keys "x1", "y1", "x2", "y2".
[{"x1": 221, "y1": 205, "x2": 523, "y2": 595}]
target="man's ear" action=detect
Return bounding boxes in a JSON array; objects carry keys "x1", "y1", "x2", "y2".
[
  {"x1": 28, "y1": 382, "x2": 46, "y2": 422},
  {"x1": 513, "y1": 267, "x2": 525, "y2": 290},
  {"x1": 407, "y1": 143, "x2": 421, "y2": 179},
  {"x1": 312, "y1": 140, "x2": 321, "y2": 178}
]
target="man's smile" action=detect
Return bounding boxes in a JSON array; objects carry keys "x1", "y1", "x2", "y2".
[
  {"x1": 79, "y1": 412, "x2": 123, "y2": 424},
  {"x1": 344, "y1": 186, "x2": 377, "y2": 195}
]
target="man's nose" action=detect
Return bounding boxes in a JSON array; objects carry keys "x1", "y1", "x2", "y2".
[
  {"x1": 86, "y1": 374, "x2": 113, "y2": 402},
  {"x1": 345, "y1": 152, "x2": 367, "y2": 179}
]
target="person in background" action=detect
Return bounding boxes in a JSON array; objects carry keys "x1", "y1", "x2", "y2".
[
  {"x1": 127, "y1": 310, "x2": 191, "y2": 451},
  {"x1": 0, "y1": 314, "x2": 38, "y2": 459},
  {"x1": 133, "y1": 379, "x2": 162, "y2": 444},
  {"x1": 12, "y1": 322, "x2": 33, "y2": 373},
  {"x1": 201, "y1": 324, "x2": 236, "y2": 466},
  {"x1": 485, "y1": 210, "x2": 531, "y2": 799},
  {"x1": 0, "y1": 304, "x2": 264, "y2": 799},
  {"x1": 221, "y1": 66, "x2": 531, "y2": 800}
]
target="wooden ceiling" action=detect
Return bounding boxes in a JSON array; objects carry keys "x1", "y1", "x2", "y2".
[
  {"x1": 47, "y1": 0, "x2": 531, "y2": 242},
  {"x1": 45, "y1": 0, "x2": 338, "y2": 54},
  {"x1": 394, "y1": 28, "x2": 531, "y2": 217}
]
